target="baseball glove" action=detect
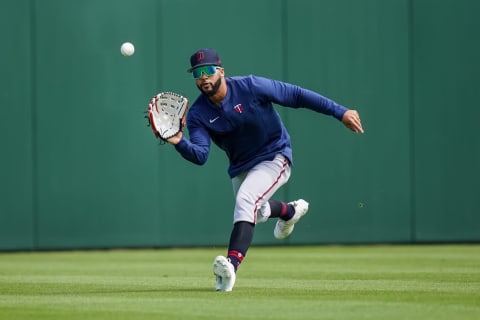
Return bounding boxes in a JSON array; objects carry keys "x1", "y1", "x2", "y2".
[{"x1": 146, "y1": 92, "x2": 189, "y2": 140}]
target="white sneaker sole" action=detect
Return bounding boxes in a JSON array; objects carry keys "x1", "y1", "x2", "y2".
[
  {"x1": 274, "y1": 199, "x2": 309, "y2": 239},
  {"x1": 212, "y1": 256, "x2": 236, "y2": 292}
]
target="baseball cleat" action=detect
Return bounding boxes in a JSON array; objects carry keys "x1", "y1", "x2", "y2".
[
  {"x1": 212, "y1": 256, "x2": 236, "y2": 292},
  {"x1": 215, "y1": 274, "x2": 223, "y2": 291},
  {"x1": 274, "y1": 199, "x2": 309, "y2": 239}
]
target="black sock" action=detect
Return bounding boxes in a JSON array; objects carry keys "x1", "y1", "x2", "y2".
[
  {"x1": 227, "y1": 221, "x2": 254, "y2": 272},
  {"x1": 268, "y1": 199, "x2": 295, "y2": 221}
]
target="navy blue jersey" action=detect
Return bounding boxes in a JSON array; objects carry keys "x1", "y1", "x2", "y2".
[{"x1": 175, "y1": 75, "x2": 347, "y2": 178}]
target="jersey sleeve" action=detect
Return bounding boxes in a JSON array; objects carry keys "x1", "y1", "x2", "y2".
[
  {"x1": 248, "y1": 75, "x2": 348, "y2": 121},
  {"x1": 174, "y1": 114, "x2": 211, "y2": 165}
]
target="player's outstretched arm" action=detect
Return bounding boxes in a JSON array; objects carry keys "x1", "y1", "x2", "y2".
[{"x1": 342, "y1": 110, "x2": 364, "y2": 133}]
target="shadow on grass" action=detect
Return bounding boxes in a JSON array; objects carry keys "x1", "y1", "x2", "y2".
[{"x1": 80, "y1": 287, "x2": 216, "y2": 295}]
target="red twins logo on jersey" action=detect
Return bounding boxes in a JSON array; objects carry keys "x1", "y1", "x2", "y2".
[{"x1": 233, "y1": 104, "x2": 244, "y2": 113}]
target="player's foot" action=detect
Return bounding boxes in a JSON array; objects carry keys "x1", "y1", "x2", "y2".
[
  {"x1": 215, "y1": 274, "x2": 223, "y2": 291},
  {"x1": 212, "y1": 256, "x2": 236, "y2": 292},
  {"x1": 274, "y1": 199, "x2": 309, "y2": 239}
]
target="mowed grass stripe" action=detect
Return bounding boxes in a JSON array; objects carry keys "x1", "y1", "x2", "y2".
[{"x1": 0, "y1": 245, "x2": 479, "y2": 320}]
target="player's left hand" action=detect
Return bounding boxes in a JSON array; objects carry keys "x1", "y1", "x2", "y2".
[
  {"x1": 166, "y1": 131, "x2": 183, "y2": 145},
  {"x1": 342, "y1": 110, "x2": 364, "y2": 133}
]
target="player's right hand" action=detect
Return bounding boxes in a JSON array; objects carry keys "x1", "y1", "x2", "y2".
[{"x1": 342, "y1": 110, "x2": 364, "y2": 133}]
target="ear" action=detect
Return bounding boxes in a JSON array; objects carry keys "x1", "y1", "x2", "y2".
[{"x1": 218, "y1": 67, "x2": 225, "y2": 77}]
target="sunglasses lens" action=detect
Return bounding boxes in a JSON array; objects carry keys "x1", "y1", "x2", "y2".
[
  {"x1": 193, "y1": 65, "x2": 217, "y2": 78},
  {"x1": 192, "y1": 68, "x2": 202, "y2": 78}
]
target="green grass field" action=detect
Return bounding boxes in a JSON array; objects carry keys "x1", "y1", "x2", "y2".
[{"x1": 0, "y1": 245, "x2": 479, "y2": 320}]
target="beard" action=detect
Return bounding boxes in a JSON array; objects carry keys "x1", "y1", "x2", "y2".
[{"x1": 197, "y1": 76, "x2": 222, "y2": 97}]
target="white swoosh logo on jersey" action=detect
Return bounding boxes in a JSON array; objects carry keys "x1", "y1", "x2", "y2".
[{"x1": 209, "y1": 116, "x2": 220, "y2": 123}]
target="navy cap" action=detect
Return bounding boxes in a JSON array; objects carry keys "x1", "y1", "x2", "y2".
[{"x1": 187, "y1": 48, "x2": 222, "y2": 72}]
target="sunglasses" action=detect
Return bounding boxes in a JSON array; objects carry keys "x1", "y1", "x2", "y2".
[{"x1": 192, "y1": 65, "x2": 219, "y2": 79}]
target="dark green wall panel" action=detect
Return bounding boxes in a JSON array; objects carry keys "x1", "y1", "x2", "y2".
[
  {"x1": 413, "y1": 0, "x2": 480, "y2": 241},
  {"x1": 0, "y1": 0, "x2": 35, "y2": 250},
  {"x1": 284, "y1": 0, "x2": 412, "y2": 243},
  {"x1": 33, "y1": 0, "x2": 163, "y2": 248}
]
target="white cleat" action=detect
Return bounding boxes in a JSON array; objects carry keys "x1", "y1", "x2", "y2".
[
  {"x1": 215, "y1": 274, "x2": 223, "y2": 291},
  {"x1": 212, "y1": 256, "x2": 236, "y2": 292},
  {"x1": 274, "y1": 199, "x2": 309, "y2": 239}
]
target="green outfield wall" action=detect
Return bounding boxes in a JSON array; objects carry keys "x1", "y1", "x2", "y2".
[{"x1": 1, "y1": 0, "x2": 479, "y2": 250}]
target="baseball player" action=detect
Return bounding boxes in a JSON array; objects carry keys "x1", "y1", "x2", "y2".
[{"x1": 165, "y1": 48, "x2": 364, "y2": 291}]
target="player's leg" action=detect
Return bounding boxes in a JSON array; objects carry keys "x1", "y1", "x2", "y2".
[
  {"x1": 249, "y1": 166, "x2": 309, "y2": 240},
  {"x1": 247, "y1": 160, "x2": 309, "y2": 240},
  {"x1": 229, "y1": 155, "x2": 291, "y2": 265},
  {"x1": 233, "y1": 154, "x2": 291, "y2": 224},
  {"x1": 267, "y1": 199, "x2": 295, "y2": 219},
  {"x1": 213, "y1": 220, "x2": 252, "y2": 291},
  {"x1": 213, "y1": 154, "x2": 291, "y2": 291},
  {"x1": 235, "y1": 155, "x2": 309, "y2": 240}
]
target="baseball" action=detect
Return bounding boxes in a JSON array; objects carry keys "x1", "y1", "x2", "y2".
[{"x1": 120, "y1": 42, "x2": 135, "y2": 57}]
